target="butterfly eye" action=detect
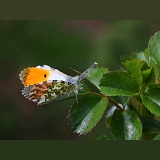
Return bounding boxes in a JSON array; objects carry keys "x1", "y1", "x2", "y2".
[{"x1": 44, "y1": 74, "x2": 47, "y2": 78}]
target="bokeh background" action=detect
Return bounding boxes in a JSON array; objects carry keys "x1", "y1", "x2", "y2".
[{"x1": 0, "y1": 20, "x2": 160, "y2": 140}]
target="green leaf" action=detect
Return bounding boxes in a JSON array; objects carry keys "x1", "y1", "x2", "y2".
[
  {"x1": 140, "y1": 116, "x2": 160, "y2": 133},
  {"x1": 141, "y1": 66, "x2": 154, "y2": 84},
  {"x1": 148, "y1": 84, "x2": 160, "y2": 88},
  {"x1": 95, "y1": 134, "x2": 115, "y2": 140},
  {"x1": 111, "y1": 110, "x2": 142, "y2": 140},
  {"x1": 141, "y1": 87, "x2": 160, "y2": 116},
  {"x1": 120, "y1": 55, "x2": 132, "y2": 63},
  {"x1": 131, "y1": 50, "x2": 158, "y2": 84},
  {"x1": 100, "y1": 71, "x2": 139, "y2": 96},
  {"x1": 148, "y1": 31, "x2": 160, "y2": 65},
  {"x1": 68, "y1": 93, "x2": 108, "y2": 135},
  {"x1": 86, "y1": 67, "x2": 108, "y2": 89},
  {"x1": 105, "y1": 105, "x2": 117, "y2": 127},
  {"x1": 143, "y1": 66, "x2": 157, "y2": 85},
  {"x1": 141, "y1": 133, "x2": 158, "y2": 140},
  {"x1": 95, "y1": 135, "x2": 108, "y2": 140},
  {"x1": 122, "y1": 59, "x2": 149, "y2": 85},
  {"x1": 131, "y1": 49, "x2": 151, "y2": 65},
  {"x1": 131, "y1": 49, "x2": 159, "y2": 83},
  {"x1": 153, "y1": 64, "x2": 160, "y2": 82},
  {"x1": 153, "y1": 133, "x2": 160, "y2": 140}
]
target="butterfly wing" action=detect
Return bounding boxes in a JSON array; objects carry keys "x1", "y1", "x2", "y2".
[
  {"x1": 19, "y1": 63, "x2": 98, "y2": 105},
  {"x1": 19, "y1": 65, "x2": 70, "y2": 87},
  {"x1": 22, "y1": 80, "x2": 75, "y2": 105}
]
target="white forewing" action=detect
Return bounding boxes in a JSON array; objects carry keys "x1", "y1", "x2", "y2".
[
  {"x1": 36, "y1": 65, "x2": 52, "y2": 70},
  {"x1": 48, "y1": 69, "x2": 71, "y2": 81},
  {"x1": 35, "y1": 65, "x2": 71, "y2": 82}
]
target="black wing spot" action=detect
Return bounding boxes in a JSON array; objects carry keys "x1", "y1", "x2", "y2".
[{"x1": 44, "y1": 74, "x2": 47, "y2": 78}]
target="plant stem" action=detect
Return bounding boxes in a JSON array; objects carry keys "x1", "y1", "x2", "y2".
[
  {"x1": 108, "y1": 97, "x2": 124, "y2": 111},
  {"x1": 98, "y1": 93, "x2": 124, "y2": 111}
]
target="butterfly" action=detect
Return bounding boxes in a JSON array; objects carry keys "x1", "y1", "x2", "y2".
[{"x1": 19, "y1": 62, "x2": 98, "y2": 105}]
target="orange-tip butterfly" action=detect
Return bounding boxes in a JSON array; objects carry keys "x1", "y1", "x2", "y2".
[{"x1": 19, "y1": 62, "x2": 98, "y2": 105}]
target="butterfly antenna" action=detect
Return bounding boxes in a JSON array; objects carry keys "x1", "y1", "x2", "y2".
[{"x1": 79, "y1": 62, "x2": 98, "y2": 81}]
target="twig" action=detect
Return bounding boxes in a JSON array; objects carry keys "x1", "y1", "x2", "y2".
[
  {"x1": 91, "y1": 92, "x2": 124, "y2": 111},
  {"x1": 108, "y1": 97, "x2": 124, "y2": 111}
]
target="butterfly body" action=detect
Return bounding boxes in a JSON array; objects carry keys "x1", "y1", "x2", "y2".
[{"x1": 19, "y1": 63, "x2": 97, "y2": 105}]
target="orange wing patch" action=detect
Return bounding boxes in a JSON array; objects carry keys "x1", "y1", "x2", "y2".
[{"x1": 19, "y1": 68, "x2": 50, "y2": 87}]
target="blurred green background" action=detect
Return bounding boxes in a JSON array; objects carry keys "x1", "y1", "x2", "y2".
[{"x1": 0, "y1": 20, "x2": 159, "y2": 140}]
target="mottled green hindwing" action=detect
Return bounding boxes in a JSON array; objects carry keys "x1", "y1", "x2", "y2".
[{"x1": 22, "y1": 80, "x2": 75, "y2": 105}]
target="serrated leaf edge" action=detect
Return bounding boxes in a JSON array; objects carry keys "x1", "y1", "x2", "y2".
[{"x1": 67, "y1": 93, "x2": 108, "y2": 135}]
